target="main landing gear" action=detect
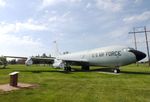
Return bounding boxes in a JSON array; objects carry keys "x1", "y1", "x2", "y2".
[
  {"x1": 113, "y1": 68, "x2": 120, "y2": 73},
  {"x1": 81, "y1": 65, "x2": 89, "y2": 71},
  {"x1": 64, "y1": 64, "x2": 90, "y2": 72},
  {"x1": 64, "y1": 66, "x2": 72, "y2": 71}
]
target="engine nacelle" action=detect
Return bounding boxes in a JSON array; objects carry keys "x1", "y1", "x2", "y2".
[
  {"x1": 52, "y1": 59, "x2": 64, "y2": 68},
  {"x1": 25, "y1": 57, "x2": 33, "y2": 66}
]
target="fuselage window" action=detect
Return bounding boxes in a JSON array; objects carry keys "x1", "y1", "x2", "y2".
[
  {"x1": 99, "y1": 52, "x2": 104, "y2": 57},
  {"x1": 92, "y1": 53, "x2": 100, "y2": 58},
  {"x1": 92, "y1": 54, "x2": 94, "y2": 58},
  {"x1": 82, "y1": 55, "x2": 85, "y2": 58},
  {"x1": 95, "y1": 53, "x2": 97, "y2": 57}
]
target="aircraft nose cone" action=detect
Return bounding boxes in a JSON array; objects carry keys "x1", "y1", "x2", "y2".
[{"x1": 129, "y1": 50, "x2": 146, "y2": 61}]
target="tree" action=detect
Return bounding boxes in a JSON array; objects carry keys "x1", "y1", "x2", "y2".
[
  {"x1": 41, "y1": 53, "x2": 47, "y2": 58},
  {"x1": 9, "y1": 59, "x2": 17, "y2": 64},
  {"x1": 0, "y1": 56, "x2": 7, "y2": 68},
  {"x1": 63, "y1": 51, "x2": 69, "y2": 55}
]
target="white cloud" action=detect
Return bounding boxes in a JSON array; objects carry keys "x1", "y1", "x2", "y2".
[
  {"x1": 48, "y1": 16, "x2": 57, "y2": 22},
  {"x1": 108, "y1": 27, "x2": 128, "y2": 38},
  {"x1": 0, "y1": 33, "x2": 43, "y2": 56},
  {"x1": 134, "y1": 0, "x2": 143, "y2": 4},
  {"x1": 69, "y1": 0, "x2": 81, "y2": 3},
  {"x1": 46, "y1": 12, "x2": 72, "y2": 40},
  {"x1": 0, "y1": 22, "x2": 15, "y2": 34},
  {"x1": 42, "y1": 0, "x2": 57, "y2": 7},
  {"x1": 123, "y1": 11, "x2": 150, "y2": 23},
  {"x1": 41, "y1": 0, "x2": 81, "y2": 8},
  {"x1": 0, "y1": 34, "x2": 40, "y2": 46},
  {"x1": 48, "y1": 11, "x2": 72, "y2": 26},
  {"x1": 86, "y1": 2, "x2": 91, "y2": 9},
  {"x1": 0, "y1": 19, "x2": 49, "y2": 56},
  {"x1": 15, "y1": 22, "x2": 47, "y2": 31},
  {"x1": 0, "y1": 0, "x2": 6, "y2": 7},
  {"x1": 96, "y1": 0, "x2": 124, "y2": 12},
  {"x1": 0, "y1": 19, "x2": 47, "y2": 34}
]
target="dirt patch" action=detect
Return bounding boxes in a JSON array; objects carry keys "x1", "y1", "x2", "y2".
[{"x1": 0, "y1": 83, "x2": 38, "y2": 92}]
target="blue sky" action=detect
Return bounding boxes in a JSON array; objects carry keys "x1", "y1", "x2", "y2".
[{"x1": 0, "y1": 0, "x2": 150, "y2": 57}]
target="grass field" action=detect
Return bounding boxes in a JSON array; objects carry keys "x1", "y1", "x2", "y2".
[{"x1": 0, "y1": 64, "x2": 150, "y2": 102}]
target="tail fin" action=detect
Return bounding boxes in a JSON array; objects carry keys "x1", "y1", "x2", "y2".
[
  {"x1": 25, "y1": 57, "x2": 33, "y2": 66},
  {"x1": 53, "y1": 41, "x2": 61, "y2": 57}
]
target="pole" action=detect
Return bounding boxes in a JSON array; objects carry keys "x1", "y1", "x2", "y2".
[
  {"x1": 144, "y1": 26, "x2": 150, "y2": 66},
  {"x1": 133, "y1": 28, "x2": 137, "y2": 50},
  {"x1": 129, "y1": 26, "x2": 150, "y2": 66}
]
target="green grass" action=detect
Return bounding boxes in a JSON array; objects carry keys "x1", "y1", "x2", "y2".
[{"x1": 0, "y1": 64, "x2": 150, "y2": 102}]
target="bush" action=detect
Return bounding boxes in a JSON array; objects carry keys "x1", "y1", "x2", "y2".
[{"x1": 0, "y1": 56, "x2": 7, "y2": 68}]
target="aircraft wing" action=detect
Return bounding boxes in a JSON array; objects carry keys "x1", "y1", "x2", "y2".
[
  {"x1": 5, "y1": 55, "x2": 89, "y2": 66},
  {"x1": 31, "y1": 57, "x2": 55, "y2": 64},
  {"x1": 4, "y1": 56, "x2": 27, "y2": 59},
  {"x1": 5, "y1": 56, "x2": 55, "y2": 64},
  {"x1": 5, "y1": 56, "x2": 55, "y2": 60},
  {"x1": 31, "y1": 57, "x2": 55, "y2": 60},
  {"x1": 61, "y1": 58, "x2": 89, "y2": 66}
]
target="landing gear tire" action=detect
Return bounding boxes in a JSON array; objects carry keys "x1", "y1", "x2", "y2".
[
  {"x1": 64, "y1": 66, "x2": 71, "y2": 72},
  {"x1": 114, "y1": 69, "x2": 120, "y2": 73},
  {"x1": 68, "y1": 66, "x2": 71, "y2": 71},
  {"x1": 81, "y1": 65, "x2": 90, "y2": 71}
]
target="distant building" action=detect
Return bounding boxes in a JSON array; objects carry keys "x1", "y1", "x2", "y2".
[{"x1": 16, "y1": 58, "x2": 26, "y2": 64}]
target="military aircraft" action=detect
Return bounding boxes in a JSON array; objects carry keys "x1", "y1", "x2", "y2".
[{"x1": 21, "y1": 45, "x2": 146, "y2": 73}]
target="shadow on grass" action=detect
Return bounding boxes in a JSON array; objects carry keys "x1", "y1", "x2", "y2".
[
  {"x1": 19, "y1": 67, "x2": 150, "y2": 75},
  {"x1": 0, "y1": 67, "x2": 10, "y2": 70},
  {"x1": 20, "y1": 69, "x2": 73, "y2": 74},
  {"x1": 19, "y1": 68, "x2": 113, "y2": 74},
  {"x1": 69, "y1": 68, "x2": 112, "y2": 73},
  {"x1": 72, "y1": 68, "x2": 150, "y2": 75},
  {"x1": 120, "y1": 71, "x2": 150, "y2": 75}
]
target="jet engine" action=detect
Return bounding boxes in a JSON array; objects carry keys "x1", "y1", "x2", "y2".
[{"x1": 52, "y1": 59, "x2": 65, "y2": 68}]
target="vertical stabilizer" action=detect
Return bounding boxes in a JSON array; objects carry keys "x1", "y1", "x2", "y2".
[{"x1": 53, "y1": 41, "x2": 60, "y2": 57}]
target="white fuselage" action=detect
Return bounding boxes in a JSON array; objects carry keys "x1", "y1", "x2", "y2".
[{"x1": 56, "y1": 46, "x2": 138, "y2": 68}]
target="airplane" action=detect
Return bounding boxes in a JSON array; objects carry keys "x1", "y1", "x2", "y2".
[{"x1": 5, "y1": 44, "x2": 146, "y2": 73}]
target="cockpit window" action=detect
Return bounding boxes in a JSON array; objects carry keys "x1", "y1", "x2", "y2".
[
  {"x1": 128, "y1": 47, "x2": 134, "y2": 50},
  {"x1": 122, "y1": 47, "x2": 134, "y2": 52}
]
